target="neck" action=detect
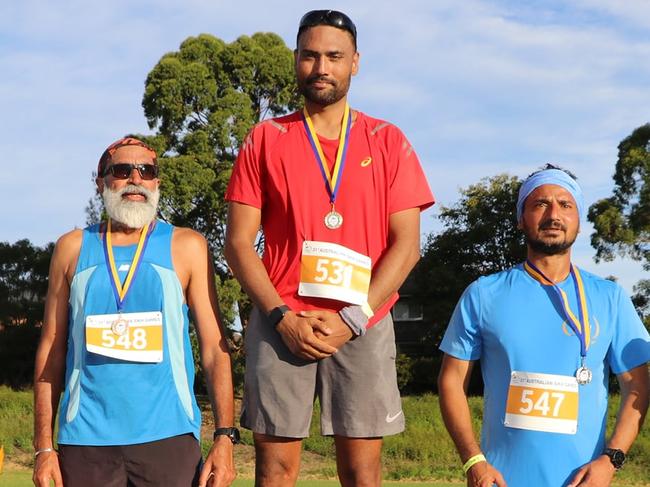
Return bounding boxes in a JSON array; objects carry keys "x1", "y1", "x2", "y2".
[
  {"x1": 106, "y1": 219, "x2": 148, "y2": 244},
  {"x1": 304, "y1": 97, "x2": 349, "y2": 139},
  {"x1": 526, "y1": 249, "x2": 572, "y2": 282}
]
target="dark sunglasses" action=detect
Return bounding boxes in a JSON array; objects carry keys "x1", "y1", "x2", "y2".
[
  {"x1": 298, "y1": 10, "x2": 357, "y2": 42},
  {"x1": 103, "y1": 163, "x2": 159, "y2": 180}
]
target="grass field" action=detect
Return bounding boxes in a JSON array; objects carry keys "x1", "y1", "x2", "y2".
[
  {"x1": 2, "y1": 386, "x2": 649, "y2": 485},
  {"x1": 0, "y1": 471, "x2": 462, "y2": 487}
]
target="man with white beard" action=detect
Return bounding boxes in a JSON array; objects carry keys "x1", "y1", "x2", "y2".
[{"x1": 32, "y1": 137, "x2": 237, "y2": 487}]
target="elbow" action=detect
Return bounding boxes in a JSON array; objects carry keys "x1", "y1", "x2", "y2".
[{"x1": 405, "y1": 241, "x2": 421, "y2": 273}]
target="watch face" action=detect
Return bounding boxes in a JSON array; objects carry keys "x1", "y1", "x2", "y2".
[
  {"x1": 612, "y1": 450, "x2": 625, "y2": 467},
  {"x1": 605, "y1": 448, "x2": 625, "y2": 469},
  {"x1": 230, "y1": 428, "x2": 241, "y2": 444}
]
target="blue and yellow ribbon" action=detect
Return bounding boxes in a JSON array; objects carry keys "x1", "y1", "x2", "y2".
[
  {"x1": 524, "y1": 260, "x2": 591, "y2": 357},
  {"x1": 302, "y1": 104, "x2": 352, "y2": 204},
  {"x1": 103, "y1": 219, "x2": 153, "y2": 311}
]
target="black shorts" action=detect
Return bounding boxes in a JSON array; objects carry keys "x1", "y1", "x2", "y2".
[{"x1": 59, "y1": 433, "x2": 201, "y2": 487}]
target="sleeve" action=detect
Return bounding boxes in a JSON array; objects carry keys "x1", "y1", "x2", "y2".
[
  {"x1": 225, "y1": 127, "x2": 264, "y2": 209},
  {"x1": 606, "y1": 285, "x2": 650, "y2": 374},
  {"x1": 439, "y1": 280, "x2": 483, "y2": 361},
  {"x1": 386, "y1": 127, "x2": 435, "y2": 214}
]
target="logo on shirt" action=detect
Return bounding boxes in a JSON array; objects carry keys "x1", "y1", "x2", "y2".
[
  {"x1": 360, "y1": 157, "x2": 372, "y2": 167},
  {"x1": 561, "y1": 316, "x2": 600, "y2": 345}
]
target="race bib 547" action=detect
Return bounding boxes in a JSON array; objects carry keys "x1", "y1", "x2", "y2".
[{"x1": 504, "y1": 371, "x2": 579, "y2": 435}]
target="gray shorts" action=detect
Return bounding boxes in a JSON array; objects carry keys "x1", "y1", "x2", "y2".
[{"x1": 241, "y1": 308, "x2": 404, "y2": 438}]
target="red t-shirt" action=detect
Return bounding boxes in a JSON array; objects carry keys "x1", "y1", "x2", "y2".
[{"x1": 226, "y1": 110, "x2": 435, "y2": 326}]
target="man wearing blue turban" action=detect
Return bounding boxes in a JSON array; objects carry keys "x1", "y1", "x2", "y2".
[{"x1": 438, "y1": 164, "x2": 649, "y2": 486}]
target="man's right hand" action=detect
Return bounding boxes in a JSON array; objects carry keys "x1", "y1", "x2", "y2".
[
  {"x1": 467, "y1": 461, "x2": 507, "y2": 487},
  {"x1": 275, "y1": 311, "x2": 338, "y2": 360},
  {"x1": 33, "y1": 450, "x2": 63, "y2": 487}
]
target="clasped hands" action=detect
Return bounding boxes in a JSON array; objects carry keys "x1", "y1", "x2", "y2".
[{"x1": 276, "y1": 309, "x2": 354, "y2": 360}]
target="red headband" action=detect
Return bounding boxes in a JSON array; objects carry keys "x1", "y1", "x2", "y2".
[{"x1": 97, "y1": 137, "x2": 157, "y2": 176}]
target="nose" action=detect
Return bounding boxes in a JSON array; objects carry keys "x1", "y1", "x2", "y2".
[
  {"x1": 127, "y1": 166, "x2": 143, "y2": 184},
  {"x1": 314, "y1": 55, "x2": 329, "y2": 75},
  {"x1": 545, "y1": 200, "x2": 561, "y2": 220}
]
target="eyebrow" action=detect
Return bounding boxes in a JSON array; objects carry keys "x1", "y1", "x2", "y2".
[{"x1": 300, "y1": 48, "x2": 345, "y2": 56}]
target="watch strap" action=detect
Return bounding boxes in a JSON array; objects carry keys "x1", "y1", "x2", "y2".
[
  {"x1": 603, "y1": 448, "x2": 625, "y2": 469},
  {"x1": 268, "y1": 305, "x2": 290, "y2": 328},
  {"x1": 213, "y1": 427, "x2": 240, "y2": 444}
]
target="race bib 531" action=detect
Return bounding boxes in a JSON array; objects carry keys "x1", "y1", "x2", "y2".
[{"x1": 299, "y1": 241, "x2": 371, "y2": 305}]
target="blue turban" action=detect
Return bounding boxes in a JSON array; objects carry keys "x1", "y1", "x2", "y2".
[{"x1": 516, "y1": 169, "x2": 584, "y2": 222}]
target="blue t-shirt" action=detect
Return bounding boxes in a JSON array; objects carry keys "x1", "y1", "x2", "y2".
[
  {"x1": 58, "y1": 221, "x2": 201, "y2": 446},
  {"x1": 440, "y1": 264, "x2": 650, "y2": 487}
]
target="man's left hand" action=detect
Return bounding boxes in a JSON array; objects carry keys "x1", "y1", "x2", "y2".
[
  {"x1": 198, "y1": 436, "x2": 235, "y2": 487},
  {"x1": 567, "y1": 455, "x2": 616, "y2": 487},
  {"x1": 299, "y1": 310, "x2": 354, "y2": 350}
]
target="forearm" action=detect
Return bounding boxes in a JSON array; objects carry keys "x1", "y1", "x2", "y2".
[
  {"x1": 225, "y1": 243, "x2": 284, "y2": 314},
  {"x1": 608, "y1": 364, "x2": 650, "y2": 452},
  {"x1": 33, "y1": 339, "x2": 66, "y2": 450},
  {"x1": 367, "y1": 238, "x2": 419, "y2": 311},
  {"x1": 202, "y1": 347, "x2": 235, "y2": 427},
  {"x1": 439, "y1": 381, "x2": 482, "y2": 461}
]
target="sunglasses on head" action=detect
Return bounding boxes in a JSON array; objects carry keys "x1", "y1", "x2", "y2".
[
  {"x1": 103, "y1": 163, "x2": 159, "y2": 180},
  {"x1": 298, "y1": 10, "x2": 357, "y2": 42}
]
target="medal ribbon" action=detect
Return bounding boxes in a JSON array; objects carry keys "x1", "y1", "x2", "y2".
[
  {"x1": 524, "y1": 260, "x2": 591, "y2": 357},
  {"x1": 103, "y1": 219, "x2": 153, "y2": 312},
  {"x1": 302, "y1": 104, "x2": 352, "y2": 204}
]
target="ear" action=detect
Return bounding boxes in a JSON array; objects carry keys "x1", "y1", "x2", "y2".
[
  {"x1": 351, "y1": 51, "x2": 360, "y2": 76},
  {"x1": 96, "y1": 176, "x2": 104, "y2": 194}
]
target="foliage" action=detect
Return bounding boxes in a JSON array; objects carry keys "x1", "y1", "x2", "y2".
[
  {"x1": 631, "y1": 279, "x2": 650, "y2": 332},
  {"x1": 589, "y1": 124, "x2": 650, "y2": 270},
  {"x1": 141, "y1": 32, "x2": 300, "y2": 278},
  {"x1": 0, "y1": 240, "x2": 53, "y2": 387},
  {"x1": 0, "y1": 386, "x2": 33, "y2": 455},
  {"x1": 404, "y1": 175, "x2": 525, "y2": 392}
]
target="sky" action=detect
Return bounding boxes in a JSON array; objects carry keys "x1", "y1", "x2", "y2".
[{"x1": 1, "y1": 0, "x2": 648, "y2": 293}]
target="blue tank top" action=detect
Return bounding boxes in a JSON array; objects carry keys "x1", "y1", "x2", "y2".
[{"x1": 58, "y1": 221, "x2": 201, "y2": 445}]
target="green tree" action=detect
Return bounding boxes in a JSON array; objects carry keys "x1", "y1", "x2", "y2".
[
  {"x1": 414, "y1": 174, "x2": 525, "y2": 341},
  {"x1": 87, "y1": 32, "x2": 299, "y2": 331},
  {"x1": 142, "y1": 33, "x2": 299, "y2": 327},
  {"x1": 588, "y1": 124, "x2": 650, "y2": 323},
  {"x1": 0, "y1": 240, "x2": 54, "y2": 387},
  {"x1": 405, "y1": 174, "x2": 526, "y2": 393}
]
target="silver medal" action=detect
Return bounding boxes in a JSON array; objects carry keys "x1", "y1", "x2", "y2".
[
  {"x1": 111, "y1": 317, "x2": 129, "y2": 336},
  {"x1": 575, "y1": 366, "x2": 592, "y2": 385},
  {"x1": 324, "y1": 210, "x2": 343, "y2": 229}
]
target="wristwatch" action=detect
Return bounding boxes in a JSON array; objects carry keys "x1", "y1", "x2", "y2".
[
  {"x1": 268, "y1": 305, "x2": 290, "y2": 328},
  {"x1": 213, "y1": 427, "x2": 241, "y2": 444},
  {"x1": 603, "y1": 448, "x2": 625, "y2": 470}
]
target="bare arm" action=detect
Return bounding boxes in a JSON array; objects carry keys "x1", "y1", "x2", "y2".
[
  {"x1": 438, "y1": 354, "x2": 506, "y2": 487},
  {"x1": 569, "y1": 363, "x2": 649, "y2": 487},
  {"x1": 224, "y1": 202, "x2": 336, "y2": 360},
  {"x1": 367, "y1": 207, "x2": 421, "y2": 310},
  {"x1": 33, "y1": 230, "x2": 81, "y2": 487},
  {"x1": 174, "y1": 229, "x2": 235, "y2": 487}
]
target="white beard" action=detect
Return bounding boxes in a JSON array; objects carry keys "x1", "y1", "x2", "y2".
[{"x1": 102, "y1": 184, "x2": 160, "y2": 229}]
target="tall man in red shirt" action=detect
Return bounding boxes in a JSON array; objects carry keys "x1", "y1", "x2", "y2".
[{"x1": 225, "y1": 10, "x2": 434, "y2": 486}]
